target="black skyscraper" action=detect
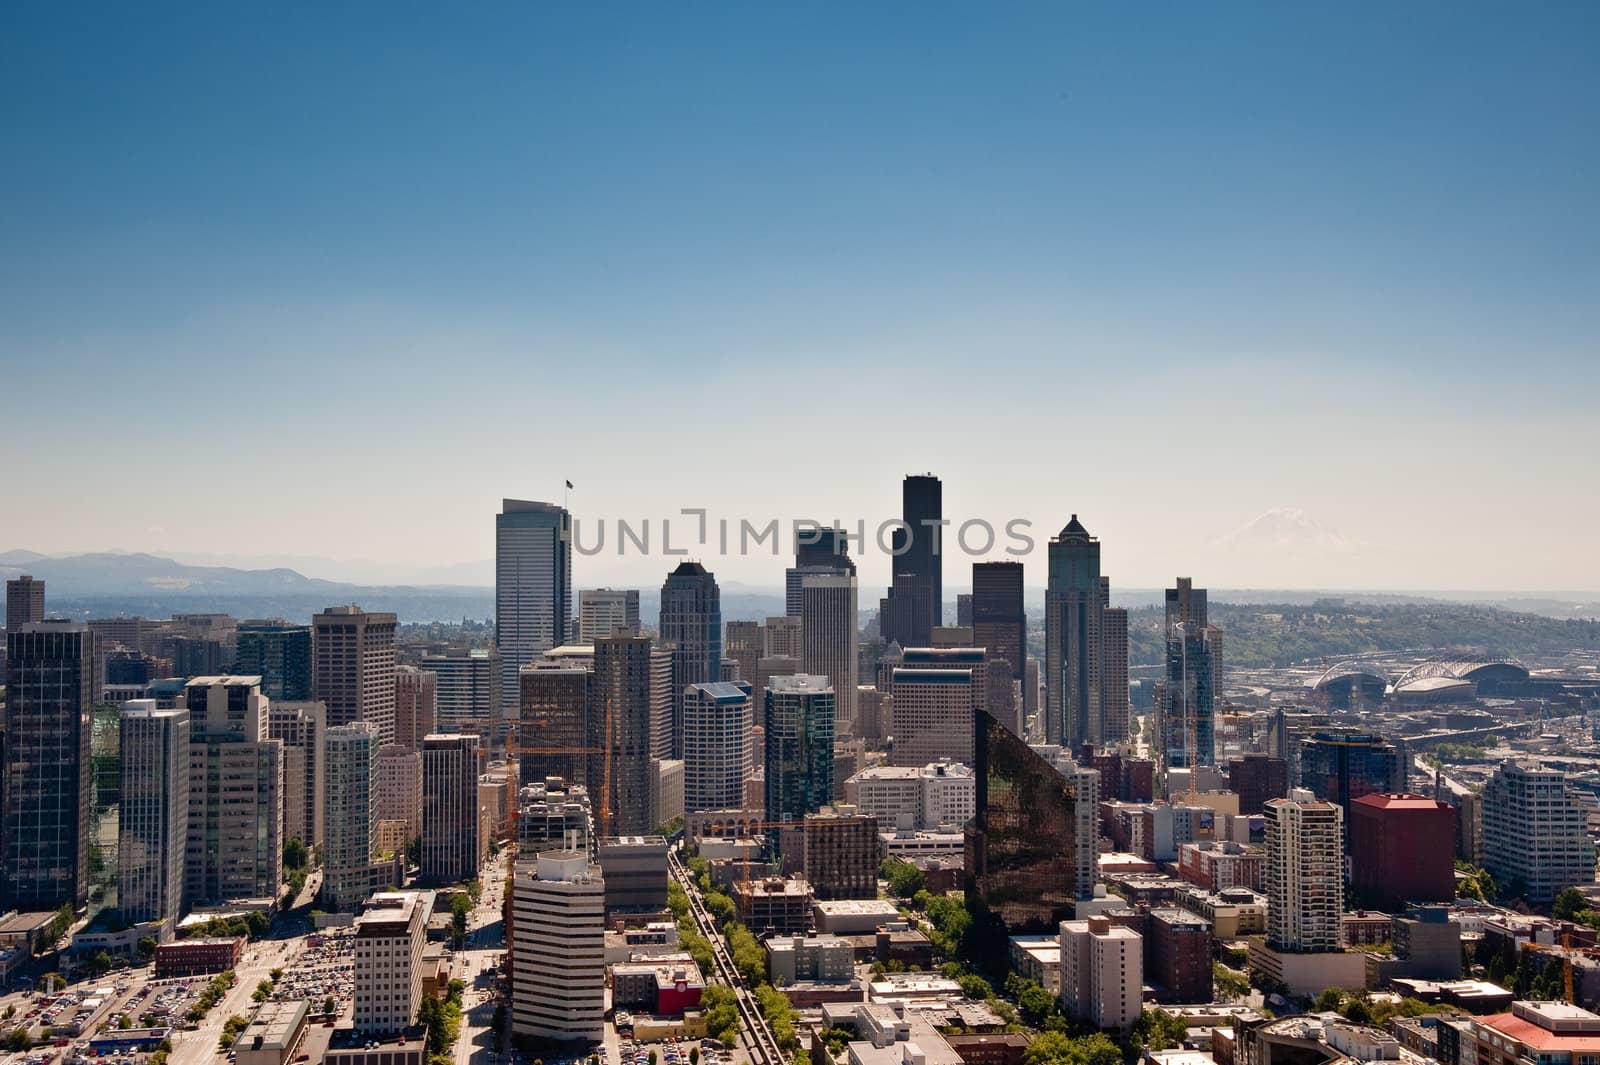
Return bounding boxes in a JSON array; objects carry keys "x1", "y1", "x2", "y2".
[{"x1": 880, "y1": 474, "x2": 943, "y2": 646}]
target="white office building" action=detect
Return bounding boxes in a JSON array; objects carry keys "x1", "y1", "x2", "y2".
[
  {"x1": 512, "y1": 851, "x2": 606, "y2": 1042},
  {"x1": 682, "y1": 682, "x2": 751, "y2": 813},
  {"x1": 352, "y1": 891, "x2": 433, "y2": 1036},
  {"x1": 118, "y1": 701, "x2": 189, "y2": 932}
]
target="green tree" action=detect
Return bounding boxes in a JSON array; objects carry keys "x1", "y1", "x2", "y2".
[
  {"x1": 137, "y1": 936, "x2": 158, "y2": 961},
  {"x1": 704, "y1": 890, "x2": 737, "y2": 927},
  {"x1": 118, "y1": 1015, "x2": 133, "y2": 1030},
  {"x1": 1131, "y1": 1010, "x2": 1189, "y2": 1053},
  {"x1": 7, "y1": 1028, "x2": 33, "y2": 1052},
  {"x1": 1313, "y1": 989, "x2": 1345, "y2": 1013},
  {"x1": 1214, "y1": 963, "x2": 1250, "y2": 1002},
  {"x1": 1555, "y1": 888, "x2": 1588, "y2": 921},
  {"x1": 725, "y1": 922, "x2": 767, "y2": 987},
  {"x1": 881, "y1": 858, "x2": 927, "y2": 899},
  {"x1": 283, "y1": 837, "x2": 309, "y2": 871},
  {"x1": 1341, "y1": 999, "x2": 1374, "y2": 1025},
  {"x1": 699, "y1": 984, "x2": 740, "y2": 1046},
  {"x1": 91, "y1": 950, "x2": 114, "y2": 975},
  {"x1": 1021, "y1": 1032, "x2": 1121, "y2": 1065}
]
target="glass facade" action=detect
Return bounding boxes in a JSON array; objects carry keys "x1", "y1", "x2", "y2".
[
  {"x1": 234, "y1": 623, "x2": 313, "y2": 701},
  {"x1": 1298, "y1": 729, "x2": 1404, "y2": 821},
  {"x1": 964, "y1": 710, "x2": 1081, "y2": 937},
  {"x1": 764, "y1": 677, "x2": 835, "y2": 853}
]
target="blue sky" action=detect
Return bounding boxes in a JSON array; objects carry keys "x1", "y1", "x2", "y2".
[{"x1": 2, "y1": 3, "x2": 1596, "y2": 591}]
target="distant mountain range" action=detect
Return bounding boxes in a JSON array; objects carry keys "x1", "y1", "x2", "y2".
[{"x1": 3, "y1": 549, "x2": 1596, "y2": 624}]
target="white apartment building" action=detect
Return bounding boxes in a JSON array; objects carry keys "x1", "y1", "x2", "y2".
[
  {"x1": 1059, "y1": 917, "x2": 1142, "y2": 1032},
  {"x1": 1264, "y1": 788, "x2": 1344, "y2": 952},
  {"x1": 1481, "y1": 760, "x2": 1596, "y2": 904}
]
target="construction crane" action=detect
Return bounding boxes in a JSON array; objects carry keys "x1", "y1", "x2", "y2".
[{"x1": 705, "y1": 818, "x2": 817, "y2": 892}]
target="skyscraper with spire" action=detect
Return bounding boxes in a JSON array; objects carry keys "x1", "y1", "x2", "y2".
[{"x1": 1045, "y1": 516, "x2": 1102, "y2": 748}]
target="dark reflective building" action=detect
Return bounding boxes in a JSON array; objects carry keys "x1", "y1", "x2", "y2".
[
  {"x1": 964, "y1": 709, "x2": 1080, "y2": 942},
  {"x1": 1298, "y1": 728, "x2": 1405, "y2": 822}
]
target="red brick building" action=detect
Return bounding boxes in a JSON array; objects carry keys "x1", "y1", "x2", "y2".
[
  {"x1": 1349, "y1": 793, "x2": 1456, "y2": 909},
  {"x1": 1146, "y1": 908, "x2": 1213, "y2": 1003},
  {"x1": 154, "y1": 936, "x2": 244, "y2": 977},
  {"x1": 1227, "y1": 753, "x2": 1288, "y2": 815}
]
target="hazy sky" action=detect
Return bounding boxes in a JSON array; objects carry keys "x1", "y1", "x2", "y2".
[{"x1": 3, "y1": 3, "x2": 1597, "y2": 592}]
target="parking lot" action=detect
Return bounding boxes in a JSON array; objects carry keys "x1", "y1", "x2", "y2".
[{"x1": 269, "y1": 927, "x2": 354, "y2": 1017}]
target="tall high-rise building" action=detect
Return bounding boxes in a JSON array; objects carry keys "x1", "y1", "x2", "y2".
[
  {"x1": 889, "y1": 666, "x2": 975, "y2": 768},
  {"x1": 352, "y1": 891, "x2": 433, "y2": 1036},
  {"x1": 323, "y1": 721, "x2": 381, "y2": 911},
  {"x1": 421, "y1": 733, "x2": 482, "y2": 884},
  {"x1": 234, "y1": 621, "x2": 313, "y2": 701},
  {"x1": 5, "y1": 575, "x2": 45, "y2": 635},
  {"x1": 496, "y1": 499, "x2": 572, "y2": 708},
  {"x1": 659, "y1": 562, "x2": 723, "y2": 759},
  {"x1": 185, "y1": 675, "x2": 284, "y2": 904},
  {"x1": 423, "y1": 648, "x2": 503, "y2": 740},
  {"x1": 971, "y1": 562, "x2": 1025, "y2": 724},
  {"x1": 1100, "y1": 597, "x2": 1130, "y2": 746},
  {"x1": 594, "y1": 634, "x2": 658, "y2": 837},
  {"x1": 1158, "y1": 579, "x2": 1222, "y2": 769},
  {"x1": 392, "y1": 665, "x2": 437, "y2": 750},
  {"x1": 578, "y1": 589, "x2": 640, "y2": 643},
  {"x1": 518, "y1": 661, "x2": 596, "y2": 790},
  {"x1": 785, "y1": 528, "x2": 856, "y2": 617},
  {"x1": 1264, "y1": 788, "x2": 1344, "y2": 952},
  {"x1": 377, "y1": 744, "x2": 423, "y2": 841},
  {"x1": 800, "y1": 573, "x2": 857, "y2": 732},
  {"x1": 312, "y1": 605, "x2": 397, "y2": 745},
  {"x1": 1045, "y1": 516, "x2": 1102, "y2": 748},
  {"x1": 956, "y1": 594, "x2": 973, "y2": 628},
  {"x1": 511, "y1": 852, "x2": 606, "y2": 1043},
  {"x1": 682, "y1": 682, "x2": 750, "y2": 813},
  {"x1": 765, "y1": 676, "x2": 837, "y2": 839},
  {"x1": 965, "y1": 708, "x2": 1080, "y2": 935},
  {"x1": 267, "y1": 700, "x2": 326, "y2": 850},
  {"x1": 118, "y1": 700, "x2": 189, "y2": 931},
  {"x1": 1298, "y1": 729, "x2": 1405, "y2": 823},
  {"x1": 1481, "y1": 760, "x2": 1596, "y2": 903},
  {"x1": 879, "y1": 475, "x2": 943, "y2": 647},
  {"x1": 3, "y1": 622, "x2": 95, "y2": 911}
]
